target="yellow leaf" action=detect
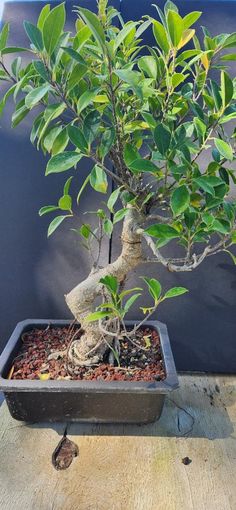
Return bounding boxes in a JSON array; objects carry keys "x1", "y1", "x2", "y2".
[
  {"x1": 7, "y1": 366, "x2": 14, "y2": 380},
  {"x1": 39, "y1": 373, "x2": 50, "y2": 380},
  {"x1": 178, "y1": 29, "x2": 195, "y2": 49},
  {"x1": 93, "y1": 94, "x2": 109, "y2": 103},
  {"x1": 201, "y1": 53, "x2": 209, "y2": 71}
]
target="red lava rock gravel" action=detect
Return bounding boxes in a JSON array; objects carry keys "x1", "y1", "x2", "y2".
[{"x1": 9, "y1": 325, "x2": 166, "y2": 382}]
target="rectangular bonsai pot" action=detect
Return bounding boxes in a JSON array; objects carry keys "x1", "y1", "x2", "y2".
[{"x1": 0, "y1": 319, "x2": 179, "y2": 424}]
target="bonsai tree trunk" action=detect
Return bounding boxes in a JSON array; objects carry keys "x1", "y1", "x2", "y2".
[{"x1": 65, "y1": 206, "x2": 144, "y2": 366}]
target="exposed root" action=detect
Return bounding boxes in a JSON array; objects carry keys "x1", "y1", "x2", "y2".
[{"x1": 48, "y1": 350, "x2": 67, "y2": 361}]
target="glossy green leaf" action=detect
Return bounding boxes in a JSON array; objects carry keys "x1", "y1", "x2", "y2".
[
  {"x1": 77, "y1": 88, "x2": 100, "y2": 114},
  {"x1": 164, "y1": 287, "x2": 188, "y2": 298},
  {"x1": 47, "y1": 215, "x2": 68, "y2": 237},
  {"x1": 129, "y1": 159, "x2": 159, "y2": 174},
  {"x1": 220, "y1": 71, "x2": 233, "y2": 109},
  {"x1": 154, "y1": 124, "x2": 171, "y2": 155},
  {"x1": 58, "y1": 194, "x2": 72, "y2": 211},
  {"x1": 78, "y1": 7, "x2": 105, "y2": 50},
  {"x1": 39, "y1": 205, "x2": 59, "y2": 216},
  {"x1": 138, "y1": 56, "x2": 157, "y2": 79},
  {"x1": 145, "y1": 224, "x2": 179, "y2": 239},
  {"x1": 124, "y1": 143, "x2": 140, "y2": 167},
  {"x1": 90, "y1": 165, "x2": 108, "y2": 193},
  {"x1": 45, "y1": 152, "x2": 82, "y2": 175},
  {"x1": 37, "y1": 4, "x2": 50, "y2": 31},
  {"x1": 107, "y1": 187, "x2": 120, "y2": 213},
  {"x1": 170, "y1": 185, "x2": 190, "y2": 216},
  {"x1": 99, "y1": 128, "x2": 115, "y2": 159},
  {"x1": 152, "y1": 20, "x2": 169, "y2": 54},
  {"x1": 114, "y1": 21, "x2": 137, "y2": 51},
  {"x1": 183, "y1": 11, "x2": 202, "y2": 29},
  {"x1": 23, "y1": 21, "x2": 43, "y2": 51},
  {"x1": 113, "y1": 208, "x2": 128, "y2": 224},
  {"x1": 85, "y1": 311, "x2": 111, "y2": 322},
  {"x1": 167, "y1": 10, "x2": 184, "y2": 47},
  {"x1": 25, "y1": 83, "x2": 50, "y2": 109},
  {"x1": 214, "y1": 139, "x2": 233, "y2": 161},
  {"x1": 124, "y1": 293, "x2": 141, "y2": 312},
  {"x1": 68, "y1": 125, "x2": 88, "y2": 153},
  {"x1": 0, "y1": 23, "x2": 9, "y2": 51},
  {"x1": 142, "y1": 277, "x2": 161, "y2": 303},
  {"x1": 43, "y1": 3, "x2": 65, "y2": 56},
  {"x1": 100, "y1": 275, "x2": 118, "y2": 294}
]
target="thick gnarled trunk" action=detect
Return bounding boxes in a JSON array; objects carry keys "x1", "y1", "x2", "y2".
[{"x1": 65, "y1": 207, "x2": 144, "y2": 366}]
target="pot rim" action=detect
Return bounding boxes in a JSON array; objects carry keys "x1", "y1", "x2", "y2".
[{"x1": 0, "y1": 319, "x2": 179, "y2": 394}]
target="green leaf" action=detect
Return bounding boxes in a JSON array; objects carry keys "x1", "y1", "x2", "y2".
[
  {"x1": 62, "y1": 47, "x2": 87, "y2": 66},
  {"x1": 23, "y1": 21, "x2": 43, "y2": 51},
  {"x1": 124, "y1": 143, "x2": 140, "y2": 167},
  {"x1": 164, "y1": 287, "x2": 188, "y2": 298},
  {"x1": 103, "y1": 218, "x2": 113, "y2": 237},
  {"x1": 77, "y1": 174, "x2": 90, "y2": 204},
  {"x1": 220, "y1": 53, "x2": 236, "y2": 61},
  {"x1": 43, "y1": 3, "x2": 65, "y2": 56},
  {"x1": 63, "y1": 176, "x2": 73, "y2": 196},
  {"x1": 124, "y1": 293, "x2": 141, "y2": 313},
  {"x1": 167, "y1": 10, "x2": 184, "y2": 47},
  {"x1": 34, "y1": 60, "x2": 49, "y2": 81},
  {"x1": 46, "y1": 152, "x2": 82, "y2": 175},
  {"x1": 100, "y1": 275, "x2": 118, "y2": 295},
  {"x1": 1, "y1": 47, "x2": 28, "y2": 54},
  {"x1": 51, "y1": 127, "x2": 69, "y2": 155},
  {"x1": 154, "y1": 124, "x2": 171, "y2": 155},
  {"x1": 47, "y1": 215, "x2": 68, "y2": 237},
  {"x1": 142, "y1": 277, "x2": 161, "y2": 303},
  {"x1": 83, "y1": 110, "x2": 100, "y2": 145},
  {"x1": 90, "y1": 165, "x2": 108, "y2": 193},
  {"x1": 80, "y1": 223, "x2": 91, "y2": 240},
  {"x1": 194, "y1": 177, "x2": 215, "y2": 196},
  {"x1": 183, "y1": 11, "x2": 202, "y2": 29},
  {"x1": 77, "y1": 88, "x2": 100, "y2": 114},
  {"x1": 0, "y1": 23, "x2": 9, "y2": 52},
  {"x1": 171, "y1": 185, "x2": 190, "y2": 216},
  {"x1": 37, "y1": 4, "x2": 50, "y2": 31},
  {"x1": 220, "y1": 71, "x2": 233, "y2": 109},
  {"x1": 107, "y1": 187, "x2": 120, "y2": 213},
  {"x1": 129, "y1": 159, "x2": 158, "y2": 174},
  {"x1": 145, "y1": 224, "x2": 179, "y2": 239},
  {"x1": 99, "y1": 128, "x2": 115, "y2": 159},
  {"x1": 214, "y1": 139, "x2": 233, "y2": 161},
  {"x1": 25, "y1": 84, "x2": 50, "y2": 109},
  {"x1": 138, "y1": 56, "x2": 157, "y2": 79},
  {"x1": 68, "y1": 125, "x2": 88, "y2": 153},
  {"x1": 152, "y1": 20, "x2": 169, "y2": 54},
  {"x1": 113, "y1": 208, "x2": 128, "y2": 224},
  {"x1": 171, "y1": 73, "x2": 188, "y2": 89},
  {"x1": 114, "y1": 21, "x2": 137, "y2": 51},
  {"x1": 39, "y1": 205, "x2": 59, "y2": 216},
  {"x1": 78, "y1": 7, "x2": 105, "y2": 50},
  {"x1": 58, "y1": 194, "x2": 72, "y2": 211},
  {"x1": 85, "y1": 311, "x2": 111, "y2": 322},
  {"x1": 68, "y1": 63, "x2": 87, "y2": 91}
]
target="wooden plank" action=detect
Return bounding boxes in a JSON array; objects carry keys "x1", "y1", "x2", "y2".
[{"x1": 0, "y1": 375, "x2": 235, "y2": 510}]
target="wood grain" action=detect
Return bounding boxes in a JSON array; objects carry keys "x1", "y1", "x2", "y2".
[{"x1": 0, "y1": 375, "x2": 235, "y2": 510}]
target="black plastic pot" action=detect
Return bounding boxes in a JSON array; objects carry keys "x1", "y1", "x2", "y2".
[{"x1": 0, "y1": 319, "x2": 178, "y2": 424}]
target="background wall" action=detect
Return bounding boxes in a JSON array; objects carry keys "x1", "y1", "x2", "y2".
[{"x1": 0, "y1": 0, "x2": 235, "y2": 373}]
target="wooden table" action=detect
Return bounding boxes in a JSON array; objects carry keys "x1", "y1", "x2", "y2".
[{"x1": 0, "y1": 374, "x2": 235, "y2": 510}]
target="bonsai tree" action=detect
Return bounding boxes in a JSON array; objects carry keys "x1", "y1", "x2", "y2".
[{"x1": 0, "y1": 0, "x2": 235, "y2": 368}]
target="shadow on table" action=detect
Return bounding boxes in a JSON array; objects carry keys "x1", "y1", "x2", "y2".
[{"x1": 26, "y1": 379, "x2": 235, "y2": 440}]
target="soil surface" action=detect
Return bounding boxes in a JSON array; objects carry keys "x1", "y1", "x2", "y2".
[{"x1": 9, "y1": 325, "x2": 166, "y2": 382}]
